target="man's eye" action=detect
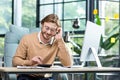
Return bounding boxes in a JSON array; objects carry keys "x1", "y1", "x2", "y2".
[
  {"x1": 51, "y1": 29, "x2": 55, "y2": 32},
  {"x1": 45, "y1": 26, "x2": 49, "y2": 30}
]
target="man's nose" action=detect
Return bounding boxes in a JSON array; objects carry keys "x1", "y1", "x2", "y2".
[{"x1": 46, "y1": 29, "x2": 51, "y2": 34}]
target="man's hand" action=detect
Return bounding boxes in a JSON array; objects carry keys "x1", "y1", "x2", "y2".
[
  {"x1": 55, "y1": 27, "x2": 62, "y2": 40},
  {"x1": 31, "y1": 56, "x2": 43, "y2": 65}
]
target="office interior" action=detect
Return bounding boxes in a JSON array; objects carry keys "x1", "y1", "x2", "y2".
[{"x1": 0, "y1": 0, "x2": 120, "y2": 80}]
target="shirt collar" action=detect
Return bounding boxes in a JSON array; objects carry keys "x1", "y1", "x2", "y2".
[{"x1": 38, "y1": 32, "x2": 51, "y2": 45}]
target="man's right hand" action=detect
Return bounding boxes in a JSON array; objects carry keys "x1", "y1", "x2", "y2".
[{"x1": 31, "y1": 56, "x2": 43, "y2": 65}]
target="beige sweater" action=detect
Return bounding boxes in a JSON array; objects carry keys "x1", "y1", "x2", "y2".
[{"x1": 12, "y1": 32, "x2": 73, "y2": 67}]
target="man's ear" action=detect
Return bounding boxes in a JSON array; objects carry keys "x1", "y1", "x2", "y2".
[{"x1": 56, "y1": 28, "x2": 61, "y2": 34}]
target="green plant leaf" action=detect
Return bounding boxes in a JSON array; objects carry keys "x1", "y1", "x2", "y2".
[
  {"x1": 95, "y1": 14, "x2": 101, "y2": 26},
  {"x1": 100, "y1": 35, "x2": 104, "y2": 48},
  {"x1": 71, "y1": 43, "x2": 82, "y2": 54},
  {"x1": 107, "y1": 25, "x2": 119, "y2": 37},
  {"x1": 101, "y1": 33, "x2": 119, "y2": 50}
]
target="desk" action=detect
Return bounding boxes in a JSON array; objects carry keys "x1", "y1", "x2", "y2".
[{"x1": 0, "y1": 67, "x2": 120, "y2": 80}]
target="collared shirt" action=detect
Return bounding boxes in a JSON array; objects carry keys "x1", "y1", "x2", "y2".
[{"x1": 37, "y1": 32, "x2": 51, "y2": 45}]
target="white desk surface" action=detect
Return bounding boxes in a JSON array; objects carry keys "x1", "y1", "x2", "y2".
[
  {"x1": 1, "y1": 66, "x2": 120, "y2": 80},
  {"x1": 0, "y1": 66, "x2": 120, "y2": 73}
]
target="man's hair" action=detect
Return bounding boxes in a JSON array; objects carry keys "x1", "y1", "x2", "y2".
[{"x1": 40, "y1": 14, "x2": 61, "y2": 27}]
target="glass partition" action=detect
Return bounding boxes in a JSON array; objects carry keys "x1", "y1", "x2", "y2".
[
  {"x1": 99, "y1": 0, "x2": 119, "y2": 56},
  {"x1": 0, "y1": 0, "x2": 12, "y2": 56},
  {"x1": 22, "y1": 0, "x2": 36, "y2": 28}
]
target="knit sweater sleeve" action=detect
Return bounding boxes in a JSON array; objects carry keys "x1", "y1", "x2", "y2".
[
  {"x1": 57, "y1": 39, "x2": 73, "y2": 67},
  {"x1": 12, "y1": 35, "x2": 32, "y2": 67}
]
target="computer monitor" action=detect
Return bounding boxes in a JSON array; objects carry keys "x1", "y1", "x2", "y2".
[{"x1": 80, "y1": 21, "x2": 104, "y2": 67}]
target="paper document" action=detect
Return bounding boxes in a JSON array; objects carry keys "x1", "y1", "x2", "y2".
[{"x1": 17, "y1": 66, "x2": 44, "y2": 69}]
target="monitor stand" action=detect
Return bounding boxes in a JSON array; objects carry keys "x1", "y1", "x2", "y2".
[{"x1": 81, "y1": 47, "x2": 102, "y2": 67}]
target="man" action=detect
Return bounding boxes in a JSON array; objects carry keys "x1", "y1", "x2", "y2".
[{"x1": 12, "y1": 14, "x2": 73, "y2": 80}]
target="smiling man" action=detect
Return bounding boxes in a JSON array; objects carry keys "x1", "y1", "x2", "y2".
[{"x1": 12, "y1": 14, "x2": 73, "y2": 80}]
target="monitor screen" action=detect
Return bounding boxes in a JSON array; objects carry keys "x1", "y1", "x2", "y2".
[{"x1": 80, "y1": 21, "x2": 104, "y2": 62}]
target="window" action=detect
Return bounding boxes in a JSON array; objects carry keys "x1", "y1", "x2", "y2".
[
  {"x1": 99, "y1": 0, "x2": 119, "y2": 55},
  {"x1": 22, "y1": 0, "x2": 36, "y2": 28},
  {"x1": 0, "y1": 0, "x2": 12, "y2": 35},
  {"x1": 0, "y1": 0, "x2": 12, "y2": 56},
  {"x1": 38, "y1": 0, "x2": 86, "y2": 34}
]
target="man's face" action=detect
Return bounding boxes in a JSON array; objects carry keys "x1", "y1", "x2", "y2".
[{"x1": 41, "y1": 22, "x2": 57, "y2": 40}]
